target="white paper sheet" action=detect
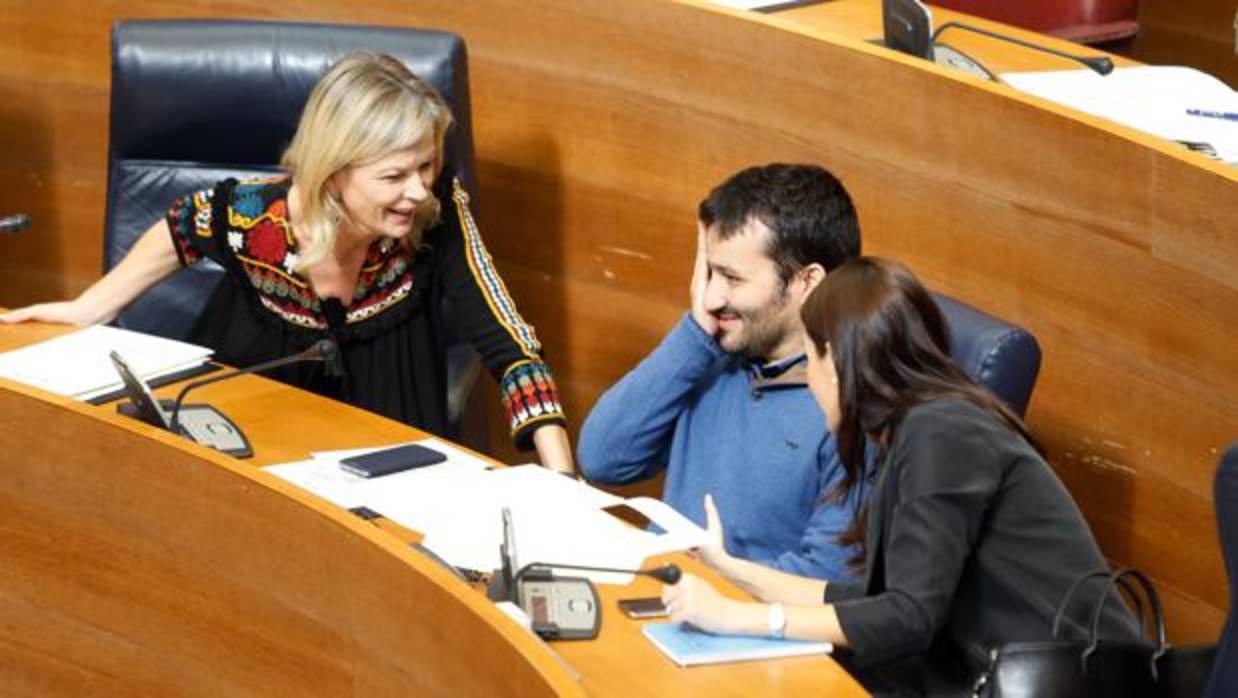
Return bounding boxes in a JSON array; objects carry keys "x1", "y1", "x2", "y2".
[
  {"x1": 1002, "y1": 66, "x2": 1238, "y2": 162},
  {"x1": 267, "y1": 441, "x2": 709, "y2": 585},
  {"x1": 263, "y1": 454, "x2": 488, "y2": 510},
  {"x1": 311, "y1": 437, "x2": 495, "y2": 472},
  {"x1": 365, "y1": 471, "x2": 707, "y2": 584},
  {"x1": 0, "y1": 324, "x2": 212, "y2": 399},
  {"x1": 265, "y1": 438, "x2": 489, "y2": 509}
]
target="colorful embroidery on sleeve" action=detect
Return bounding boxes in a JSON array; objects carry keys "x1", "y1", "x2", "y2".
[
  {"x1": 500, "y1": 360, "x2": 565, "y2": 438},
  {"x1": 166, "y1": 187, "x2": 216, "y2": 266}
]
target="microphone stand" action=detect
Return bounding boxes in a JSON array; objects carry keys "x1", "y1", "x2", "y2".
[
  {"x1": 515, "y1": 561, "x2": 682, "y2": 586},
  {"x1": 169, "y1": 339, "x2": 339, "y2": 434},
  {"x1": 158, "y1": 339, "x2": 341, "y2": 457},
  {"x1": 930, "y1": 21, "x2": 1114, "y2": 81}
]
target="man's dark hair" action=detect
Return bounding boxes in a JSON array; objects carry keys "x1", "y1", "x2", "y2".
[{"x1": 697, "y1": 163, "x2": 861, "y2": 283}]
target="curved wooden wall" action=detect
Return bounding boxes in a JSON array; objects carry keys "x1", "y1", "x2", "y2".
[
  {"x1": 0, "y1": 379, "x2": 581, "y2": 696},
  {"x1": 0, "y1": 0, "x2": 1233, "y2": 644}
]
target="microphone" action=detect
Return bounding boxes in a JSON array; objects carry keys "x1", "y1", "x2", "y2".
[
  {"x1": 488, "y1": 508, "x2": 679, "y2": 640},
  {"x1": 516, "y1": 561, "x2": 682, "y2": 585},
  {"x1": 168, "y1": 338, "x2": 342, "y2": 445},
  {"x1": 0, "y1": 213, "x2": 32, "y2": 234},
  {"x1": 507, "y1": 561, "x2": 680, "y2": 641},
  {"x1": 931, "y1": 22, "x2": 1114, "y2": 76}
]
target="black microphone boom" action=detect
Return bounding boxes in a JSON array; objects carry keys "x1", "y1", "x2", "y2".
[
  {"x1": 517, "y1": 561, "x2": 682, "y2": 585},
  {"x1": 169, "y1": 338, "x2": 341, "y2": 441},
  {"x1": 931, "y1": 22, "x2": 1114, "y2": 76}
]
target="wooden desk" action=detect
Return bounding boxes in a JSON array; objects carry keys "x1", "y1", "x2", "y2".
[
  {"x1": 0, "y1": 323, "x2": 867, "y2": 696},
  {"x1": 774, "y1": 0, "x2": 1143, "y2": 73},
  {"x1": 2, "y1": 0, "x2": 1232, "y2": 650}
]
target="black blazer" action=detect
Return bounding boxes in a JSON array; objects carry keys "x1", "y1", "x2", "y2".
[{"x1": 825, "y1": 398, "x2": 1138, "y2": 679}]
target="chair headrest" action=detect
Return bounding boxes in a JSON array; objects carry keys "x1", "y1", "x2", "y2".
[
  {"x1": 110, "y1": 19, "x2": 475, "y2": 193},
  {"x1": 932, "y1": 292, "x2": 1042, "y2": 417}
]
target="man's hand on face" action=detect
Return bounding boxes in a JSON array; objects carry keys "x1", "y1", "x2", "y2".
[{"x1": 690, "y1": 221, "x2": 718, "y2": 336}]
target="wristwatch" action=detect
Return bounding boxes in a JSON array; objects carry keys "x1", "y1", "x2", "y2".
[{"x1": 767, "y1": 602, "x2": 786, "y2": 639}]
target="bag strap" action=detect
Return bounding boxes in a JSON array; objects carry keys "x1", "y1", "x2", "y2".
[
  {"x1": 1081, "y1": 568, "x2": 1166, "y2": 678},
  {"x1": 1051, "y1": 569, "x2": 1110, "y2": 639},
  {"x1": 1051, "y1": 569, "x2": 1147, "y2": 639}
]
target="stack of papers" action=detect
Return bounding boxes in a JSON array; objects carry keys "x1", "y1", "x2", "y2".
[
  {"x1": 265, "y1": 440, "x2": 710, "y2": 584},
  {"x1": 1001, "y1": 66, "x2": 1238, "y2": 164},
  {"x1": 0, "y1": 324, "x2": 213, "y2": 400},
  {"x1": 643, "y1": 622, "x2": 832, "y2": 667}
]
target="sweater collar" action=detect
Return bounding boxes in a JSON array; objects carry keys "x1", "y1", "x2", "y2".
[{"x1": 747, "y1": 353, "x2": 808, "y2": 387}]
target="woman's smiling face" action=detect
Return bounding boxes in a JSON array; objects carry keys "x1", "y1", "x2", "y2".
[{"x1": 331, "y1": 137, "x2": 437, "y2": 241}]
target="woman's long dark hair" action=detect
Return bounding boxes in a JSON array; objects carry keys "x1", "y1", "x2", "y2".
[{"x1": 800, "y1": 257, "x2": 1041, "y2": 568}]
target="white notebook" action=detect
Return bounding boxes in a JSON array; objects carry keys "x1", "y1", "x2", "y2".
[{"x1": 0, "y1": 324, "x2": 213, "y2": 400}]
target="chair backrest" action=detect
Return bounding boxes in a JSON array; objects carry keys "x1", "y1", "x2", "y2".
[
  {"x1": 1206, "y1": 443, "x2": 1238, "y2": 697},
  {"x1": 929, "y1": 0, "x2": 1139, "y2": 44},
  {"x1": 105, "y1": 19, "x2": 476, "y2": 340},
  {"x1": 932, "y1": 292, "x2": 1042, "y2": 417}
]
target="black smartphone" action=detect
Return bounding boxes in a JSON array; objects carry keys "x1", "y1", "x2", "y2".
[
  {"x1": 617, "y1": 596, "x2": 668, "y2": 620},
  {"x1": 339, "y1": 443, "x2": 447, "y2": 478}
]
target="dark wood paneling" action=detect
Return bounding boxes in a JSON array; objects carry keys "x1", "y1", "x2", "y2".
[{"x1": 1113, "y1": 0, "x2": 1238, "y2": 88}]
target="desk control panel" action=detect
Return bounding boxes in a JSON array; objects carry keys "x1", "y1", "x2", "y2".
[{"x1": 520, "y1": 577, "x2": 600, "y2": 640}]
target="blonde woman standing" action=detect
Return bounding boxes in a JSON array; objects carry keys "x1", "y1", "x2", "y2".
[{"x1": 1, "y1": 53, "x2": 573, "y2": 472}]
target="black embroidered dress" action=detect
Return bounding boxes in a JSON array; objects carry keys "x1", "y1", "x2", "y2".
[{"x1": 165, "y1": 171, "x2": 564, "y2": 448}]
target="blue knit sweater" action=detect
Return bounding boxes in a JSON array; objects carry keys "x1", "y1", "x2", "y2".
[{"x1": 578, "y1": 314, "x2": 858, "y2": 580}]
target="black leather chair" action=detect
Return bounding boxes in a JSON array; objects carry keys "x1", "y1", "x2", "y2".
[
  {"x1": 932, "y1": 292, "x2": 1041, "y2": 417},
  {"x1": 1206, "y1": 443, "x2": 1238, "y2": 697},
  {"x1": 104, "y1": 19, "x2": 482, "y2": 438}
]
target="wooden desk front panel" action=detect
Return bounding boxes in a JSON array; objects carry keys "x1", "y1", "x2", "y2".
[
  {"x1": 0, "y1": 380, "x2": 580, "y2": 697},
  {"x1": 0, "y1": 317, "x2": 868, "y2": 696},
  {"x1": 0, "y1": 0, "x2": 1233, "y2": 645}
]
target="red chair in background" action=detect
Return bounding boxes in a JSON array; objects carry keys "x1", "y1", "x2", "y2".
[{"x1": 928, "y1": 0, "x2": 1140, "y2": 44}]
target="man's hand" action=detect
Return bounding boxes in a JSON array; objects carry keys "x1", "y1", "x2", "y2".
[{"x1": 689, "y1": 222, "x2": 717, "y2": 336}]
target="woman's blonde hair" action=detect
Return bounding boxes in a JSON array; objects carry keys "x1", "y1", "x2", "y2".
[{"x1": 281, "y1": 51, "x2": 453, "y2": 269}]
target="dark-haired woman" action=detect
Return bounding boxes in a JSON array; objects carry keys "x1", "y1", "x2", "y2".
[{"x1": 662, "y1": 257, "x2": 1137, "y2": 694}]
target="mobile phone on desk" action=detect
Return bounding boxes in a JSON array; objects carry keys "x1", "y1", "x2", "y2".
[
  {"x1": 339, "y1": 443, "x2": 446, "y2": 478},
  {"x1": 618, "y1": 596, "x2": 669, "y2": 620}
]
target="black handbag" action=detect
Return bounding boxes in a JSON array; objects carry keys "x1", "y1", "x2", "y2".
[{"x1": 970, "y1": 568, "x2": 1216, "y2": 698}]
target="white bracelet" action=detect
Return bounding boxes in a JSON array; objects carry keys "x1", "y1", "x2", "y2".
[{"x1": 767, "y1": 602, "x2": 786, "y2": 639}]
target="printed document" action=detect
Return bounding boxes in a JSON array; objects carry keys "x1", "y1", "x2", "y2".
[{"x1": 0, "y1": 324, "x2": 213, "y2": 400}]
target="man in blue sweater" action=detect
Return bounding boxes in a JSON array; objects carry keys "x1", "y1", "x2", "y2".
[{"x1": 578, "y1": 164, "x2": 862, "y2": 580}]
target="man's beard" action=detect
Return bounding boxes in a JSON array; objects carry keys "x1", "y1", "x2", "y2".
[{"x1": 714, "y1": 289, "x2": 792, "y2": 361}]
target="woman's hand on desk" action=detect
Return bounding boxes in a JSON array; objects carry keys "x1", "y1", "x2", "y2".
[
  {"x1": 2, "y1": 220, "x2": 179, "y2": 328},
  {"x1": 0, "y1": 300, "x2": 105, "y2": 326},
  {"x1": 662, "y1": 573, "x2": 750, "y2": 635}
]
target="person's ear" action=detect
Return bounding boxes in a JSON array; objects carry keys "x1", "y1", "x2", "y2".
[
  {"x1": 325, "y1": 169, "x2": 349, "y2": 200},
  {"x1": 796, "y1": 263, "x2": 826, "y2": 297}
]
